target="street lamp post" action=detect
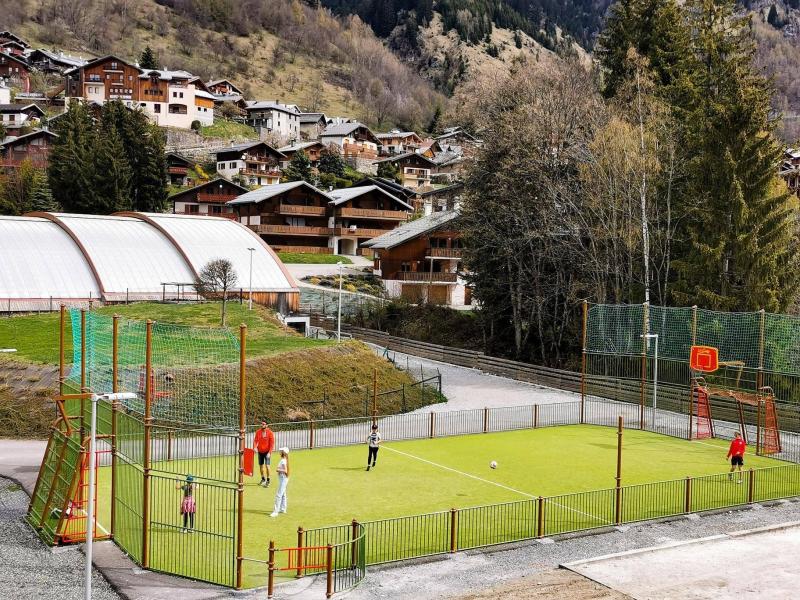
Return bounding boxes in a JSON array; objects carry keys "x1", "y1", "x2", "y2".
[
  {"x1": 85, "y1": 392, "x2": 137, "y2": 600},
  {"x1": 337, "y1": 261, "x2": 343, "y2": 343},
  {"x1": 247, "y1": 247, "x2": 255, "y2": 311},
  {"x1": 642, "y1": 333, "x2": 659, "y2": 427}
]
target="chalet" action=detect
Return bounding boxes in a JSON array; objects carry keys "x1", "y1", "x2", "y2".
[
  {"x1": 206, "y1": 79, "x2": 243, "y2": 96},
  {"x1": 298, "y1": 112, "x2": 328, "y2": 140},
  {"x1": 429, "y1": 149, "x2": 464, "y2": 182},
  {"x1": 64, "y1": 57, "x2": 214, "y2": 129},
  {"x1": 27, "y1": 49, "x2": 88, "y2": 74},
  {"x1": 373, "y1": 152, "x2": 436, "y2": 189},
  {"x1": 320, "y1": 121, "x2": 379, "y2": 160},
  {"x1": 377, "y1": 130, "x2": 423, "y2": 156},
  {"x1": 435, "y1": 127, "x2": 482, "y2": 158},
  {"x1": 215, "y1": 141, "x2": 285, "y2": 187},
  {"x1": 362, "y1": 210, "x2": 468, "y2": 306},
  {"x1": 418, "y1": 139, "x2": 443, "y2": 158},
  {"x1": 418, "y1": 183, "x2": 463, "y2": 215},
  {"x1": 0, "y1": 103, "x2": 45, "y2": 134},
  {"x1": 171, "y1": 178, "x2": 247, "y2": 218},
  {"x1": 0, "y1": 32, "x2": 30, "y2": 49},
  {"x1": 228, "y1": 181, "x2": 412, "y2": 255},
  {"x1": 780, "y1": 148, "x2": 800, "y2": 196},
  {"x1": 0, "y1": 52, "x2": 30, "y2": 92},
  {"x1": 244, "y1": 101, "x2": 300, "y2": 143},
  {"x1": 0, "y1": 129, "x2": 57, "y2": 170},
  {"x1": 351, "y1": 176, "x2": 416, "y2": 203},
  {"x1": 166, "y1": 152, "x2": 197, "y2": 187},
  {"x1": 278, "y1": 140, "x2": 326, "y2": 165},
  {"x1": 0, "y1": 41, "x2": 27, "y2": 57}
]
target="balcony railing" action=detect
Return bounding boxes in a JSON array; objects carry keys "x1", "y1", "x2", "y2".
[
  {"x1": 277, "y1": 204, "x2": 327, "y2": 216},
  {"x1": 393, "y1": 272, "x2": 458, "y2": 283},
  {"x1": 243, "y1": 154, "x2": 279, "y2": 165},
  {"x1": 334, "y1": 227, "x2": 390, "y2": 238},
  {"x1": 252, "y1": 224, "x2": 331, "y2": 236},
  {"x1": 240, "y1": 167, "x2": 281, "y2": 177},
  {"x1": 0, "y1": 155, "x2": 50, "y2": 169},
  {"x1": 336, "y1": 207, "x2": 409, "y2": 220},
  {"x1": 196, "y1": 192, "x2": 239, "y2": 203},
  {"x1": 173, "y1": 210, "x2": 238, "y2": 220},
  {"x1": 168, "y1": 166, "x2": 189, "y2": 175},
  {"x1": 427, "y1": 247, "x2": 463, "y2": 258}
]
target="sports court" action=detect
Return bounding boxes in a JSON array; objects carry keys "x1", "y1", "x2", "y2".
[{"x1": 90, "y1": 425, "x2": 782, "y2": 587}]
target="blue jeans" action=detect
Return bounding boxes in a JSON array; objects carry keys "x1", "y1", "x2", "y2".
[{"x1": 273, "y1": 475, "x2": 288, "y2": 513}]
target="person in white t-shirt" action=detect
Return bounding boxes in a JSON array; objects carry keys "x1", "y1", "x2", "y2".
[
  {"x1": 366, "y1": 424, "x2": 381, "y2": 471},
  {"x1": 270, "y1": 447, "x2": 290, "y2": 517}
]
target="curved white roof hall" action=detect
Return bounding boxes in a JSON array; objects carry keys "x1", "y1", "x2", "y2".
[
  {"x1": 0, "y1": 216, "x2": 101, "y2": 310},
  {"x1": 128, "y1": 213, "x2": 297, "y2": 292},
  {"x1": 44, "y1": 213, "x2": 197, "y2": 301}
]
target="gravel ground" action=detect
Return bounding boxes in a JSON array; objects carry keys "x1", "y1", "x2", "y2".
[
  {"x1": 329, "y1": 499, "x2": 800, "y2": 599},
  {"x1": 0, "y1": 477, "x2": 119, "y2": 600}
]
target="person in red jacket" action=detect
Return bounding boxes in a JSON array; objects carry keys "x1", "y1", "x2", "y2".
[
  {"x1": 253, "y1": 421, "x2": 275, "y2": 487},
  {"x1": 727, "y1": 431, "x2": 746, "y2": 483}
]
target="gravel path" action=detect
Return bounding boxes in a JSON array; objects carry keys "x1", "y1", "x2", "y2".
[
  {"x1": 376, "y1": 348, "x2": 581, "y2": 412},
  {"x1": 0, "y1": 476, "x2": 119, "y2": 600}
]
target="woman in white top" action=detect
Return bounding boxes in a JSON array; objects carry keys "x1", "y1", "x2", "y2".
[{"x1": 270, "y1": 447, "x2": 290, "y2": 517}]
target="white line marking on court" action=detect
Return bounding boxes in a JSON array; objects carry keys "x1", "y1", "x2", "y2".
[{"x1": 383, "y1": 445, "x2": 612, "y2": 525}]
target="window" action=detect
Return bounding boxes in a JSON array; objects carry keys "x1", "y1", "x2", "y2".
[
  {"x1": 8, "y1": 114, "x2": 14, "y2": 122},
  {"x1": 111, "y1": 61, "x2": 118, "y2": 69},
  {"x1": 154, "y1": 104, "x2": 161, "y2": 113},
  {"x1": 106, "y1": 74, "x2": 110, "y2": 79},
  {"x1": 230, "y1": 162, "x2": 236, "y2": 169},
  {"x1": 287, "y1": 217, "x2": 306, "y2": 227},
  {"x1": 129, "y1": 75, "x2": 133, "y2": 81},
  {"x1": 401, "y1": 262, "x2": 411, "y2": 272},
  {"x1": 179, "y1": 92, "x2": 183, "y2": 98},
  {"x1": 186, "y1": 204, "x2": 199, "y2": 213},
  {"x1": 172, "y1": 91, "x2": 177, "y2": 98},
  {"x1": 209, "y1": 205, "x2": 222, "y2": 214}
]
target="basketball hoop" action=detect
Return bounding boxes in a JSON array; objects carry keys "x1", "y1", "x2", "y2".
[{"x1": 690, "y1": 345, "x2": 719, "y2": 372}]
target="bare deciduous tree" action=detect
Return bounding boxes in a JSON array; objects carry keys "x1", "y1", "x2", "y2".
[{"x1": 195, "y1": 259, "x2": 239, "y2": 326}]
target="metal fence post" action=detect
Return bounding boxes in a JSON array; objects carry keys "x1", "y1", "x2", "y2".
[
  {"x1": 309, "y1": 420, "x2": 315, "y2": 450},
  {"x1": 402, "y1": 384, "x2": 406, "y2": 412},
  {"x1": 640, "y1": 302, "x2": 648, "y2": 430},
  {"x1": 580, "y1": 299, "x2": 587, "y2": 424},
  {"x1": 483, "y1": 407, "x2": 489, "y2": 433},
  {"x1": 429, "y1": 412, "x2": 435, "y2": 438},
  {"x1": 236, "y1": 324, "x2": 247, "y2": 590},
  {"x1": 296, "y1": 527, "x2": 305, "y2": 578},
  {"x1": 449, "y1": 508, "x2": 458, "y2": 553},
  {"x1": 267, "y1": 541, "x2": 276, "y2": 599},
  {"x1": 110, "y1": 314, "x2": 119, "y2": 539},
  {"x1": 748, "y1": 469, "x2": 755, "y2": 504},
  {"x1": 326, "y1": 544, "x2": 334, "y2": 599},
  {"x1": 537, "y1": 497, "x2": 545, "y2": 538},
  {"x1": 142, "y1": 320, "x2": 153, "y2": 568},
  {"x1": 351, "y1": 520, "x2": 358, "y2": 568},
  {"x1": 684, "y1": 476, "x2": 692, "y2": 513}
]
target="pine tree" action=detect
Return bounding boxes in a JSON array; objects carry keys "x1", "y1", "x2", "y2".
[
  {"x1": 29, "y1": 169, "x2": 57, "y2": 212},
  {"x1": 767, "y1": 5, "x2": 781, "y2": 28},
  {"x1": 94, "y1": 111, "x2": 132, "y2": 212},
  {"x1": 377, "y1": 160, "x2": 401, "y2": 183},
  {"x1": 48, "y1": 102, "x2": 96, "y2": 213},
  {"x1": 283, "y1": 150, "x2": 313, "y2": 182},
  {"x1": 671, "y1": 0, "x2": 800, "y2": 311},
  {"x1": 427, "y1": 105, "x2": 442, "y2": 134},
  {"x1": 318, "y1": 148, "x2": 346, "y2": 177},
  {"x1": 139, "y1": 46, "x2": 158, "y2": 69}
]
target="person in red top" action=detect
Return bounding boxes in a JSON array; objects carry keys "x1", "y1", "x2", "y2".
[
  {"x1": 727, "y1": 431, "x2": 746, "y2": 483},
  {"x1": 253, "y1": 421, "x2": 275, "y2": 487}
]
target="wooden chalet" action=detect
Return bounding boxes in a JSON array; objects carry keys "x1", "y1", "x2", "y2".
[
  {"x1": 362, "y1": 210, "x2": 468, "y2": 306},
  {"x1": 373, "y1": 152, "x2": 436, "y2": 189},
  {"x1": 298, "y1": 112, "x2": 327, "y2": 140},
  {"x1": 229, "y1": 181, "x2": 412, "y2": 255},
  {"x1": 277, "y1": 141, "x2": 326, "y2": 165},
  {"x1": 0, "y1": 52, "x2": 30, "y2": 92},
  {"x1": 170, "y1": 177, "x2": 247, "y2": 218},
  {"x1": 215, "y1": 141, "x2": 285, "y2": 187},
  {"x1": 0, "y1": 32, "x2": 30, "y2": 49},
  {"x1": 166, "y1": 152, "x2": 197, "y2": 187},
  {"x1": 0, "y1": 129, "x2": 56, "y2": 170},
  {"x1": 0, "y1": 103, "x2": 45, "y2": 135},
  {"x1": 377, "y1": 130, "x2": 423, "y2": 156},
  {"x1": 27, "y1": 49, "x2": 88, "y2": 74},
  {"x1": 206, "y1": 79, "x2": 243, "y2": 96},
  {"x1": 320, "y1": 121, "x2": 380, "y2": 160}
]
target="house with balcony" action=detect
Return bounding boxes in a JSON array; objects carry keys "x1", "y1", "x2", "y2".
[
  {"x1": 362, "y1": 210, "x2": 468, "y2": 306},
  {"x1": 0, "y1": 129, "x2": 56, "y2": 171},
  {"x1": 215, "y1": 141, "x2": 285, "y2": 187},
  {"x1": 0, "y1": 51, "x2": 31, "y2": 92},
  {"x1": 64, "y1": 57, "x2": 214, "y2": 129},
  {"x1": 377, "y1": 130, "x2": 423, "y2": 156},
  {"x1": 206, "y1": 79, "x2": 242, "y2": 96},
  {"x1": 320, "y1": 121, "x2": 380, "y2": 161},
  {"x1": 278, "y1": 140, "x2": 326, "y2": 166},
  {"x1": 27, "y1": 49, "x2": 88, "y2": 74},
  {"x1": 228, "y1": 181, "x2": 412, "y2": 255},
  {"x1": 435, "y1": 127, "x2": 482, "y2": 158},
  {"x1": 170, "y1": 177, "x2": 247, "y2": 218},
  {"x1": 0, "y1": 32, "x2": 29, "y2": 50},
  {"x1": 166, "y1": 152, "x2": 198, "y2": 187},
  {"x1": 244, "y1": 101, "x2": 300, "y2": 144},
  {"x1": 0, "y1": 103, "x2": 45, "y2": 135},
  {"x1": 373, "y1": 152, "x2": 436, "y2": 189}
]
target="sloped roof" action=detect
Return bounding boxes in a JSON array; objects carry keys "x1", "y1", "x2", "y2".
[
  {"x1": 28, "y1": 49, "x2": 88, "y2": 68},
  {"x1": 278, "y1": 141, "x2": 325, "y2": 153},
  {"x1": 214, "y1": 141, "x2": 286, "y2": 159},
  {"x1": 245, "y1": 101, "x2": 300, "y2": 115},
  {"x1": 372, "y1": 152, "x2": 436, "y2": 166},
  {"x1": 327, "y1": 185, "x2": 413, "y2": 210},
  {"x1": 227, "y1": 181, "x2": 332, "y2": 205},
  {"x1": 363, "y1": 210, "x2": 459, "y2": 249},
  {"x1": 0, "y1": 103, "x2": 45, "y2": 116},
  {"x1": 298, "y1": 112, "x2": 327, "y2": 124},
  {"x1": 0, "y1": 129, "x2": 57, "y2": 149},
  {"x1": 206, "y1": 79, "x2": 243, "y2": 94},
  {"x1": 168, "y1": 177, "x2": 249, "y2": 202},
  {"x1": 321, "y1": 121, "x2": 366, "y2": 136}
]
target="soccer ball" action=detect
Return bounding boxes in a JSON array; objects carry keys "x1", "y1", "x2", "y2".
[{"x1": 489, "y1": 460, "x2": 498, "y2": 469}]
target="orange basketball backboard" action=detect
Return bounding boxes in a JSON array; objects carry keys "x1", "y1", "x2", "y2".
[{"x1": 690, "y1": 345, "x2": 719, "y2": 372}]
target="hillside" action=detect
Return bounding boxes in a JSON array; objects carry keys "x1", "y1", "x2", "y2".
[{"x1": 1, "y1": 0, "x2": 442, "y2": 130}]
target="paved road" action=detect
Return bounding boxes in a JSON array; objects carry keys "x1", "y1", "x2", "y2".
[{"x1": 284, "y1": 256, "x2": 373, "y2": 281}]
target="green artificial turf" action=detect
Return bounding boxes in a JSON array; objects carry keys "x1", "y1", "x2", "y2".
[
  {"x1": 89, "y1": 425, "x2": 790, "y2": 588},
  {"x1": 277, "y1": 253, "x2": 353, "y2": 264}
]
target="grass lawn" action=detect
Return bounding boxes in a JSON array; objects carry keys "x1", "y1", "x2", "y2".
[
  {"x1": 0, "y1": 302, "x2": 328, "y2": 365},
  {"x1": 91, "y1": 425, "x2": 788, "y2": 588},
  {"x1": 199, "y1": 119, "x2": 257, "y2": 140},
  {"x1": 277, "y1": 253, "x2": 353, "y2": 265}
]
